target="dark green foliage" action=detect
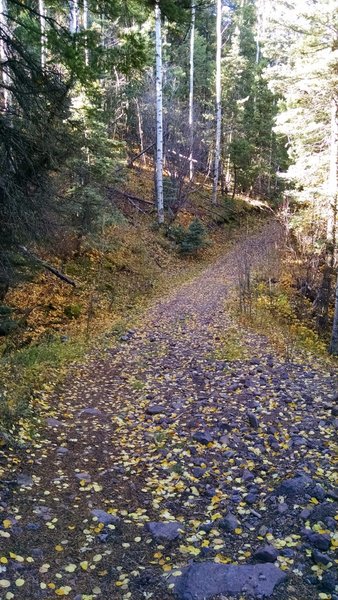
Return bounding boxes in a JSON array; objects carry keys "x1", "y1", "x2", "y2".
[
  {"x1": 167, "y1": 219, "x2": 208, "y2": 255},
  {"x1": 0, "y1": 319, "x2": 19, "y2": 337},
  {"x1": 64, "y1": 304, "x2": 82, "y2": 319}
]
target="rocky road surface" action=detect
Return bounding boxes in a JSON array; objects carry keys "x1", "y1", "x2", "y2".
[{"x1": 0, "y1": 221, "x2": 337, "y2": 600}]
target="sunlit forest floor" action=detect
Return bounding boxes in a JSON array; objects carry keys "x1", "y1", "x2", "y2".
[{"x1": 0, "y1": 220, "x2": 337, "y2": 600}]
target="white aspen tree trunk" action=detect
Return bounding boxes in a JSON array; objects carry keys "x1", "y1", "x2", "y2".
[
  {"x1": 0, "y1": 0, "x2": 10, "y2": 110},
  {"x1": 189, "y1": 2, "x2": 195, "y2": 181},
  {"x1": 329, "y1": 99, "x2": 338, "y2": 354},
  {"x1": 155, "y1": 1, "x2": 164, "y2": 224},
  {"x1": 225, "y1": 127, "x2": 233, "y2": 187},
  {"x1": 331, "y1": 276, "x2": 338, "y2": 354},
  {"x1": 38, "y1": 0, "x2": 47, "y2": 69},
  {"x1": 83, "y1": 0, "x2": 89, "y2": 65},
  {"x1": 69, "y1": 0, "x2": 79, "y2": 34},
  {"x1": 327, "y1": 99, "x2": 337, "y2": 253},
  {"x1": 212, "y1": 0, "x2": 222, "y2": 205},
  {"x1": 135, "y1": 99, "x2": 146, "y2": 164}
]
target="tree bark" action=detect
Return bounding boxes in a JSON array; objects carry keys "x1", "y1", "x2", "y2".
[
  {"x1": 135, "y1": 99, "x2": 146, "y2": 164},
  {"x1": 69, "y1": 0, "x2": 79, "y2": 34},
  {"x1": 212, "y1": 0, "x2": 222, "y2": 205},
  {"x1": 329, "y1": 98, "x2": 338, "y2": 353},
  {"x1": 38, "y1": 0, "x2": 47, "y2": 69},
  {"x1": 0, "y1": 0, "x2": 10, "y2": 110},
  {"x1": 189, "y1": 2, "x2": 195, "y2": 181},
  {"x1": 155, "y1": 1, "x2": 164, "y2": 224},
  {"x1": 83, "y1": 0, "x2": 89, "y2": 65},
  {"x1": 330, "y1": 275, "x2": 338, "y2": 355}
]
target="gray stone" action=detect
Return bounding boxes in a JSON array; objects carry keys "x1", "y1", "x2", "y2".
[
  {"x1": 245, "y1": 493, "x2": 257, "y2": 504},
  {"x1": 219, "y1": 435, "x2": 230, "y2": 445},
  {"x1": 312, "y1": 549, "x2": 331, "y2": 566},
  {"x1": 308, "y1": 533, "x2": 331, "y2": 551},
  {"x1": 56, "y1": 447, "x2": 69, "y2": 455},
  {"x1": 191, "y1": 467, "x2": 205, "y2": 478},
  {"x1": 31, "y1": 548, "x2": 44, "y2": 559},
  {"x1": 253, "y1": 544, "x2": 278, "y2": 563},
  {"x1": 147, "y1": 521, "x2": 182, "y2": 541},
  {"x1": 78, "y1": 408, "x2": 104, "y2": 417},
  {"x1": 75, "y1": 472, "x2": 91, "y2": 482},
  {"x1": 34, "y1": 506, "x2": 53, "y2": 520},
  {"x1": 91, "y1": 509, "x2": 119, "y2": 525},
  {"x1": 313, "y1": 483, "x2": 326, "y2": 502},
  {"x1": 277, "y1": 503, "x2": 288, "y2": 514},
  {"x1": 248, "y1": 412, "x2": 259, "y2": 428},
  {"x1": 171, "y1": 562, "x2": 286, "y2": 600},
  {"x1": 192, "y1": 431, "x2": 213, "y2": 445},
  {"x1": 325, "y1": 517, "x2": 336, "y2": 531},
  {"x1": 219, "y1": 513, "x2": 240, "y2": 532},
  {"x1": 321, "y1": 573, "x2": 338, "y2": 593},
  {"x1": 242, "y1": 469, "x2": 255, "y2": 482},
  {"x1": 17, "y1": 473, "x2": 33, "y2": 487},
  {"x1": 300, "y1": 508, "x2": 312, "y2": 520},
  {"x1": 275, "y1": 475, "x2": 313, "y2": 497},
  {"x1": 146, "y1": 405, "x2": 166, "y2": 415},
  {"x1": 46, "y1": 417, "x2": 63, "y2": 428}
]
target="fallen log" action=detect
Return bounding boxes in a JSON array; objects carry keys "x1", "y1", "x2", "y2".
[{"x1": 18, "y1": 246, "x2": 76, "y2": 287}]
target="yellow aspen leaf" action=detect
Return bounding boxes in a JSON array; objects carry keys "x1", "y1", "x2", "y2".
[
  {"x1": 162, "y1": 564, "x2": 172, "y2": 572},
  {"x1": 64, "y1": 564, "x2": 77, "y2": 573},
  {"x1": 55, "y1": 545, "x2": 64, "y2": 552},
  {"x1": 39, "y1": 564, "x2": 50, "y2": 573},
  {"x1": 55, "y1": 586, "x2": 72, "y2": 596},
  {"x1": 93, "y1": 555, "x2": 102, "y2": 562},
  {"x1": 0, "y1": 580, "x2": 11, "y2": 588},
  {"x1": 2, "y1": 520, "x2": 12, "y2": 529},
  {"x1": 0, "y1": 557, "x2": 8, "y2": 564},
  {"x1": 15, "y1": 578, "x2": 25, "y2": 587},
  {"x1": 211, "y1": 512, "x2": 222, "y2": 521},
  {"x1": 80, "y1": 561, "x2": 89, "y2": 571}
]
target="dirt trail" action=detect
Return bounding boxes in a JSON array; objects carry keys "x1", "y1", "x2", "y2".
[{"x1": 0, "y1": 221, "x2": 337, "y2": 600}]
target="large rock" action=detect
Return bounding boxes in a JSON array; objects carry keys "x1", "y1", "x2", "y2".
[
  {"x1": 147, "y1": 521, "x2": 182, "y2": 541},
  {"x1": 192, "y1": 431, "x2": 213, "y2": 445},
  {"x1": 146, "y1": 405, "x2": 166, "y2": 415},
  {"x1": 171, "y1": 562, "x2": 286, "y2": 599},
  {"x1": 275, "y1": 475, "x2": 314, "y2": 497}
]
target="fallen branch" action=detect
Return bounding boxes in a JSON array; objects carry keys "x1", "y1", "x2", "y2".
[
  {"x1": 109, "y1": 188, "x2": 154, "y2": 206},
  {"x1": 128, "y1": 141, "x2": 156, "y2": 165},
  {"x1": 18, "y1": 246, "x2": 76, "y2": 287}
]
